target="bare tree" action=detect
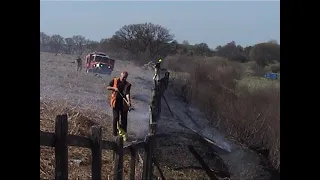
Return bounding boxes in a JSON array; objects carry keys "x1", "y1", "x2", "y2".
[
  {"x1": 215, "y1": 41, "x2": 238, "y2": 58},
  {"x1": 85, "y1": 40, "x2": 100, "y2": 53},
  {"x1": 268, "y1": 39, "x2": 279, "y2": 44},
  {"x1": 40, "y1": 32, "x2": 51, "y2": 52},
  {"x1": 49, "y1": 34, "x2": 65, "y2": 53},
  {"x1": 39, "y1": 28, "x2": 279, "y2": 67},
  {"x1": 193, "y1": 43, "x2": 211, "y2": 56},
  {"x1": 182, "y1": 40, "x2": 189, "y2": 46},
  {"x1": 249, "y1": 42, "x2": 280, "y2": 66},
  {"x1": 109, "y1": 23, "x2": 174, "y2": 62},
  {"x1": 65, "y1": 37, "x2": 75, "y2": 54},
  {"x1": 72, "y1": 35, "x2": 86, "y2": 55}
]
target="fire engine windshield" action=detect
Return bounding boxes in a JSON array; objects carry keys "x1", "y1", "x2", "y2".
[{"x1": 95, "y1": 56, "x2": 108, "y2": 63}]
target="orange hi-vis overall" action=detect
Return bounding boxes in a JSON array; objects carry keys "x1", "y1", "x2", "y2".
[
  {"x1": 109, "y1": 77, "x2": 131, "y2": 141},
  {"x1": 110, "y1": 77, "x2": 119, "y2": 108},
  {"x1": 110, "y1": 78, "x2": 131, "y2": 112}
]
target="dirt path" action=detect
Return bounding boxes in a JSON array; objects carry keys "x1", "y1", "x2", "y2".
[{"x1": 40, "y1": 52, "x2": 278, "y2": 180}]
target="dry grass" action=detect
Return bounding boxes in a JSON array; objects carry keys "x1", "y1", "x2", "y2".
[
  {"x1": 165, "y1": 55, "x2": 280, "y2": 172},
  {"x1": 237, "y1": 76, "x2": 280, "y2": 93},
  {"x1": 154, "y1": 134, "x2": 230, "y2": 180},
  {"x1": 40, "y1": 99, "x2": 142, "y2": 180},
  {"x1": 40, "y1": 99, "x2": 229, "y2": 179}
]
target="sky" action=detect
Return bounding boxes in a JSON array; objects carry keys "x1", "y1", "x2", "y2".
[{"x1": 40, "y1": 1, "x2": 280, "y2": 49}]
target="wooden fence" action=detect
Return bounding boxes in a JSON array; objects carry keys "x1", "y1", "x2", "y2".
[
  {"x1": 40, "y1": 62, "x2": 170, "y2": 180},
  {"x1": 40, "y1": 114, "x2": 156, "y2": 180}
]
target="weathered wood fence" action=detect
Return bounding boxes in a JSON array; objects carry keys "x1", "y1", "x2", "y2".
[
  {"x1": 40, "y1": 114, "x2": 154, "y2": 180},
  {"x1": 40, "y1": 62, "x2": 170, "y2": 180}
]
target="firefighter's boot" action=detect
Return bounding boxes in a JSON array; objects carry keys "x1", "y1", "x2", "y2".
[{"x1": 117, "y1": 122, "x2": 128, "y2": 141}]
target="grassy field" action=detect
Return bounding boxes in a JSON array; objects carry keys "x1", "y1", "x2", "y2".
[{"x1": 237, "y1": 76, "x2": 280, "y2": 92}]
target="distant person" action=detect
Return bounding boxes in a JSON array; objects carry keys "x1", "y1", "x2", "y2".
[
  {"x1": 106, "y1": 71, "x2": 132, "y2": 141},
  {"x1": 153, "y1": 58, "x2": 162, "y2": 80},
  {"x1": 76, "y1": 56, "x2": 82, "y2": 71}
]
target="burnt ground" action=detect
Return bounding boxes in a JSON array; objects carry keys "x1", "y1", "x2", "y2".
[{"x1": 40, "y1": 52, "x2": 278, "y2": 180}]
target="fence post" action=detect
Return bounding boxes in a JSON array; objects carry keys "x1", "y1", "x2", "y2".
[
  {"x1": 55, "y1": 114, "x2": 68, "y2": 180},
  {"x1": 148, "y1": 135, "x2": 156, "y2": 180},
  {"x1": 113, "y1": 136, "x2": 124, "y2": 180},
  {"x1": 129, "y1": 146, "x2": 136, "y2": 180},
  {"x1": 91, "y1": 126, "x2": 102, "y2": 180},
  {"x1": 142, "y1": 135, "x2": 150, "y2": 180},
  {"x1": 142, "y1": 135, "x2": 155, "y2": 180},
  {"x1": 149, "y1": 81, "x2": 161, "y2": 134},
  {"x1": 156, "y1": 80, "x2": 162, "y2": 117},
  {"x1": 149, "y1": 105, "x2": 157, "y2": 134}
]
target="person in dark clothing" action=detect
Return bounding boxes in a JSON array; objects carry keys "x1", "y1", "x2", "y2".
[
  {"x1": 106, "y1": 71, "x2": 131, "y2": 140},
  {"x1": 76, "y1": 56, "x2": 82, "y2": 71},
  {"x1": 153, "y1": 58, "x2": 162, "y2": 80}
]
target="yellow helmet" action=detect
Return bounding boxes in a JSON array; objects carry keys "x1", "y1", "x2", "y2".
[{"x1": 158, "y1": 59, "x2": 162, "y2": 62}]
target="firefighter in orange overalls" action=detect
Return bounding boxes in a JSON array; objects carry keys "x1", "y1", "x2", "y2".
[{"x1": 106, "y1": 71, "x2": 131, "y2": 141}]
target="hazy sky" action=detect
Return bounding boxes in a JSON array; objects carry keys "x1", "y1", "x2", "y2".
[{"x1": 40, "y1": 1, "x2": 280, "y2": 48}]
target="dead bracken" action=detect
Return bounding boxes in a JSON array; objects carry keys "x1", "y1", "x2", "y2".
[{"x1": 40, "y1": 99, "x2": 134, "y2": 180}]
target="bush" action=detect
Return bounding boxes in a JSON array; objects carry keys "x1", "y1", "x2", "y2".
[
  {"x1": 165, "y1": 55, "x2": 280, "y2": 172},
  {"x1": 270, "y1": 63, "x2": 280, "y2": 73},
  {"x1": 249, "y1": 42, "x2": 280, "y2": 67}
]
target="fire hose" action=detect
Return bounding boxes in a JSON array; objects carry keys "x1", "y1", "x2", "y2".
[{"x1": 117, "y1": 91, "x2": 134, "y2": 112}]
